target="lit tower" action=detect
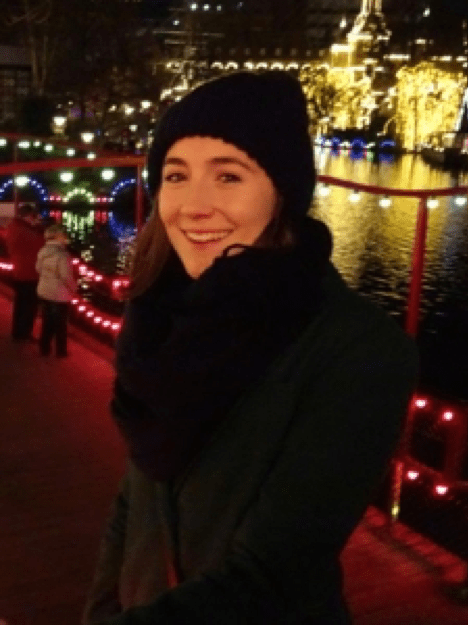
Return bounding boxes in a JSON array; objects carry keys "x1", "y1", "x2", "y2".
[{"x1": 347, "y1": 0, "x2": 390, "y2": 67}]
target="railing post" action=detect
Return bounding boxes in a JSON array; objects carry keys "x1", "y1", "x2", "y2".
[
  {"x1": 405, "y1": 196, "x2": 429, "y2": 337},
  {"x1": 135, "y1": 165, "x2": 144, "y2": 232},
  {"x1": 13, "y1": 144, "x2": 19, "y2": 217}
]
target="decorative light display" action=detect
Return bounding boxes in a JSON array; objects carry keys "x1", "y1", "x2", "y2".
[
  {"x1": 63, "y1": 187, "x2": 95, "y2": 203},
  {"x1": 349, "y1": 190, "x2": 361, "y2": 203},
  {"x1": 44, "y1": 144, "x2": 54, "y2": 152},
  {"x1": 67, "y1": 148, "x2": 76, "y2": 157},
  {"x1": 427, "y1": 197, "x2": 439, "y2": 209},
  {"x1": 18, "y1": 141, "x2": 31, "y2": 149},
  {"x1": 110, "y1": 177, "x2": 137, "y2": 199},
  {"x1": 0, "y1": 138, "x2": 7, "y2": 147},
  {"x1": 395, "y1": 63, "x2": 467, "y2": 150},
  {"x1": 107, "y1": 211, "x2": 137, "y2": 240},
  {"x1": 0, "y1": 177, "x2": 48, "y2": 201},
  {"x1": 87, "y1": 152, "x2": 96, "y2": 160},
  {"x1": 379, "y1": 195, "x2": 392, "y2": 208},
  {"x1": 14, "y1": 175, "x2": 29, "y2": 188}
]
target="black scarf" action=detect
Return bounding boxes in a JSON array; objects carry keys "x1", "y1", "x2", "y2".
[{"x1": 112, "y1": 217, "x2": 332, "y2": 482}]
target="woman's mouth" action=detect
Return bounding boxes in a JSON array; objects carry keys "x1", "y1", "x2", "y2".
[{"x1": 183, "y1": 230, "x2": 232, "y2": 244}]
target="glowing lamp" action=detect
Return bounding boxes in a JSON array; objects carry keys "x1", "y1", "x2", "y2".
[
  {"x1": 103, "y1": 321, "x2": 111, "y2": 328},
  {"x1": 415, "y1": 398, "x2": 428, "y2": 408},
  {"x1": 94, "y1": 275, "x2": 103, "y2": 282},
  {"x1": 72, "y1": 259, "x2": 79, "y2": 265},
  {"x1": 407, "y1": 470, "x2": 419, "y2": 480},
  {"x1": 434, "y1": 484, "x2": 449, "y2": 496},
  {"x1": 86, "y1": 311, "x2": 95, "y2": 318},
  {"x1": 72, "y1": 299, "x2": 79, "y2": 305},
  {"x1": 94, "y1": 317, "x2": 102, "y2": 324},
  {"x1": 67, "y1": 148, "x2": 76, "y2": 157},
  {"x1": 14, "y1": 175, "x2": 29, "y2": 188},
  {"x1": 101, "y1": 169, "x2": 115, "y2": 181},
  {"x1": 44, "y1": 144, "x2": 54, "y2": 152},
  {"x1": 141, "y1": 100, "x2": 151, "y2": 110},
  {"x1": 78, "y1": 305, "x2": 86, "y2": 312},
  {"x1": 427, "y1": 197, "x2": 439, "y2": 209},
  {"x1": 442, "y1": 411, "x2": 454, "y2": 421},
  {"x1": 142, "y1": 168, "x2": 148, "y2": 180},
  {"x1": 318, "y1": 184, "x2": 331, "y2": 197},
  {"x1": 81, "y1": 131, "x2": 94, "y2": 144},
  {"x1": 111, "y1": 323, "x2": 121, "y2": 331},
  {"x1": 455, "y1": 196, "x2": 467, "y2": 207},
  {"x1": 18, "y1": 141, "x2": 30, "y2": 148},
  {"x1": 60, "y1": 171, "x2": 74, "y2": 183},
  {"x1": 113, "y1": 280, "x2": 122, "y2": 289},
  {"x1": 379, "y1": 196, "x2": 392, "y2": 208},
  {"x1": 87, "y1": 152, "x2": 96, "y2": 160},
  {"x1": 0, "y1": 138, "x2": 7, "y2": 146},
  {"x1": 349, "y1": 190, "x2": 361, "y2": 203}
]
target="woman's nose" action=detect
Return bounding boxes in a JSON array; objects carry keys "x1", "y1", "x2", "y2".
[{"x1": 179, "y1": 182, "x2": 215, "y2": 218}]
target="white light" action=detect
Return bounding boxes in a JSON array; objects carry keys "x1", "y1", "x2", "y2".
[
  {"x1": 129, "y1": 124, "x2": 138, "y2": 132},
  {"x1": 53, "y1": 115, "x2": 67, "y2": 127},
  {"x1": 340, "y1": 17, "x2": 347, "y2": 28},
  {"x1": 14, "y1": 175, "x2": 29, "y2": 188},
  {"x1": 173, "y1": 19, "x2": 180, "y2": 25},
  {"x1": 0, "y1": 138, "x2": 7, "y2": 146},
  {"x1": 18, "y1": 141, "x2": 30, "y2": 148},
  {"x1": 427, "y1": 197, "x2": 439, "y2": 209},
  {"x1": 87, "y1": 152, "x2": 96, "y2": 160},
  {"x1": 141, "y1": 100, "x2": 151, "y2": 110},
  {"x1": 190, "y1": 2, "x2": 197, "y2": 9},
  {"x1": 349, "y1": 190, "x2": 361, "y2": 203},
  {"x1": 101, "y1": 169, "x2": 115, "y2": 181},
  {"x1": 424, "y1": 8, "x2": 430, "y2": 17},
  {"x1": 407, "y1": 471, "x2": 419, "y2": 481},
  {"x1": 217, "y1": 4, "x2": 222, "y2": 10},
  {"x1": 67, "y1": 148, "x2": 76, "y2": 157},
  {"x1": 379, "y1": 196, "x2": 392, "y2": 208},
  {"x1": 455, "y1": 196, "x2": 467, "y2": 207},
  {"x1": 60, "y1": 171, "x2": 74, "y2": 183},
  {"x1": 33, "y1": 141, "x2": 41, "y2": 147},
  {"x1": 318, "y1": 184, "x2": 331, "y2": 197},
  {"x1": 124, "y1": 104, "x2": 135, "y2": 116},
  {"x1": 81, "y1": 131, "x2": 94, "y2": 144},
  {"x1": 44, "y1": 144, "x2": 54, "y2": 152},
  {"x1": 203, "y1": 3, "x2": 210, "y2": 10}
]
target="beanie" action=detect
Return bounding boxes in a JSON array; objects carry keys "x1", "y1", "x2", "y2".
[{"x1": 147, "y1": 71, "x2": 315, "y2": 219}]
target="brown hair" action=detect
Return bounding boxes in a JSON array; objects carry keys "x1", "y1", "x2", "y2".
[{"x1": 129, "y1": 196, "x2": 294, "y2": 299}]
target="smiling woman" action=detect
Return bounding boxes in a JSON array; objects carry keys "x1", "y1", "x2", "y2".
[
  {"x1": 158, "y1": 137, "x2": 278, "y2": 277},
  {"x1": 82, "y1": 71, "x2": 418, "y2": 625}
]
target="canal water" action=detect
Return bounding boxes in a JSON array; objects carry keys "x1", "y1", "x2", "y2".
[{"x1": 314, "y1": 148, "x2": 468, "y2": 401}]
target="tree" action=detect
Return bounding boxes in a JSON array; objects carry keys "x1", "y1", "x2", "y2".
[
  {"x1": 395, "y1": 62, "x2": 467, "y2": 149},
  {"x1": 299, "y1": 63, "x2": 338, "y2": 135}
]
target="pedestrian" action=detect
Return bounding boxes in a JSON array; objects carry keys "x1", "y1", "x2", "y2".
[
  {"x1": 4, "y1": 203, "x2": 44, "y2": 342},
  {"x1": 82, "y1": 71, "x2": 419, "y2": 625},
  {"x1": 36, "y1": 224, "x2": 76, "y2": 357}
]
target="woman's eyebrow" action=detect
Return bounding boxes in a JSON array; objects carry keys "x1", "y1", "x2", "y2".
[
  {"x1": 163, "y1": 156, "x2": 187, "y2": 167},
  {"x1": 210, "y1": 157, "x2": 253, "y2": 171}
]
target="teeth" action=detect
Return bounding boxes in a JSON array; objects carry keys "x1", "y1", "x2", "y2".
[{"x1": 185, "y1": 231, "x2": 231, "y2": 243}]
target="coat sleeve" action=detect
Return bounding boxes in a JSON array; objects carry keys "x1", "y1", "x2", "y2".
[
  {"x1": 58, "y1": 253, "x2": 77, "y2": 294},
  {"x1": 82, "y1": 474, "x2": 130, "y2": 625},
  {"x1": 96, "y1": 320, "x2": 419, "y2": 625}
]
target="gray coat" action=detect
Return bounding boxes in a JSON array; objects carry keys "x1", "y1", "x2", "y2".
[
  {"x1": 82, "y1": 264, "x2": 419, "y2": 625},
  {"x1": 36, "y1": 242, "x2": 76, "y2": 303}
]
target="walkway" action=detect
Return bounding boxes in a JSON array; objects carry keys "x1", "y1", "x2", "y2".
[{"x1": 0, "y1": 290, "x2": 467, "y2": 625}]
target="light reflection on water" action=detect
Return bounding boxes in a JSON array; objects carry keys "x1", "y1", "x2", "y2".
[{"x1": 313, "y1": 149, "x2": 468, "y2": 398}]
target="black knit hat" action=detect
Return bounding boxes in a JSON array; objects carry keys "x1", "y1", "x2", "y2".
[{"x1": 147, "y1": 71, "x2": 315, "y2": 219}]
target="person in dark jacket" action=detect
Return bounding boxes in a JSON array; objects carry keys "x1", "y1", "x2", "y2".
[
  {"x1": 5, "y1": 204, "x2": 44, "y2": 341},
  {"x1": 82, "y1": 72, "x2": 419, "y2": 625}
]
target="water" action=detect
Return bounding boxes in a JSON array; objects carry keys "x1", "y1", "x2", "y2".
[{"x1": 312, "y1": 148, "x2": 468, "y2": 400}]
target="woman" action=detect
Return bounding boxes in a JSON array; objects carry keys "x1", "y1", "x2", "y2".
[{"x1": 82, "y1": 71, "x2": 418, "y2": 624}]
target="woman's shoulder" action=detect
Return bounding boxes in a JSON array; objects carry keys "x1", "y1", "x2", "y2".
[{"x1": 308, "y1": 263, "x2": 418, "y2": 366}]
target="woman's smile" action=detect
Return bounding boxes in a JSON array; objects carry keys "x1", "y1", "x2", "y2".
[{"x1": 182, "y1": 229, "x2": 233, "y2": 244}]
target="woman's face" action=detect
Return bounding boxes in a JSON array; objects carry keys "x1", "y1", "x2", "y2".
[{"x1": 158, "y1": 136, "x2": 278, "y2": 278}]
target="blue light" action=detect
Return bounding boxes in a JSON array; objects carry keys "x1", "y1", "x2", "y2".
[{"x1": 351, "y1": 138, "x2": 366, "y2": 150}]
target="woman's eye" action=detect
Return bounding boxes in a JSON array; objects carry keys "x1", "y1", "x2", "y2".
[
  {"x1": 163, "y1": 172, "x2": 185, "y2": 183},
  {"x1": 219, "y1": 172, "x2": 242, "y2": 183}
]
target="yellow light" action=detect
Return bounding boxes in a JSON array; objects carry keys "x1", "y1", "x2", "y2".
[
  {"x1": 349, "y1": 190, "x2": 361, "y2": 203},
  {"x1": 427, "y1": 197, "x2": 439, "y2": 209},
  {"x1": 81, "y1": 131, "x2": 94, "y2": 144}
]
